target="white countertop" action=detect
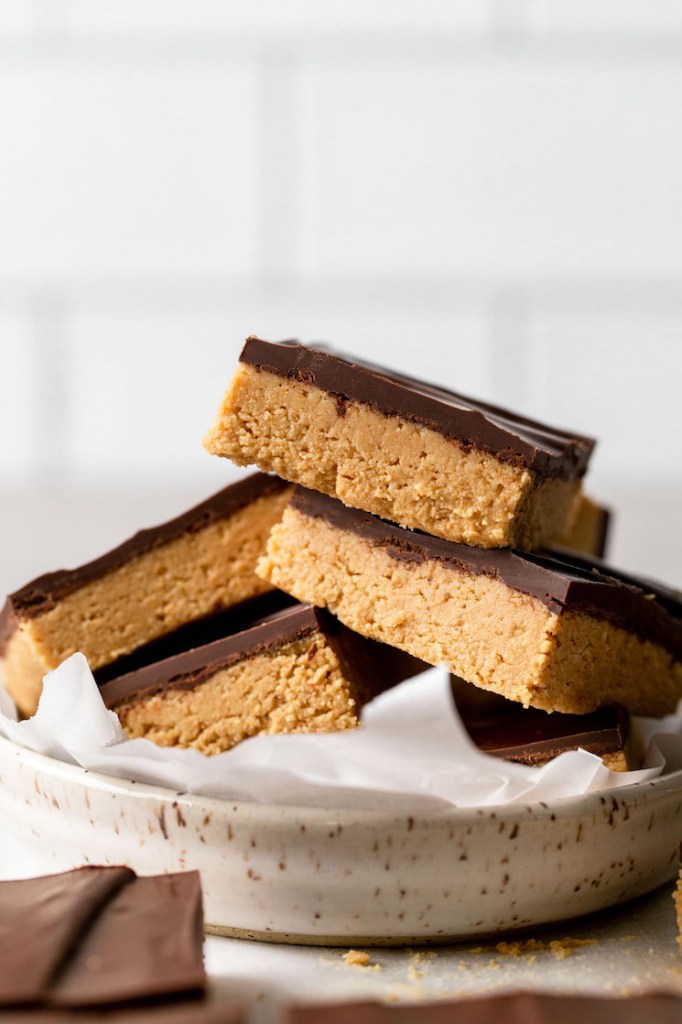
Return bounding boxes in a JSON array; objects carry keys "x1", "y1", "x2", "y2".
[
  {"x1": 202, "y1": 884, "x2": 682, "y2": 1023},
  {"x1": 3, "y1": 827, "x2": 681, "y2": 1023}
]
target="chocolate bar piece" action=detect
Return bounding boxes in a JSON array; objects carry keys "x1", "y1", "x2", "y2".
[
  {"x1": 50, "y1": 873, "x2": 205, "y2": 1007},
  {"x1": 204, "y1": 338, "x2": 594, "y2": 550},
  {"x1": 287, "y1": 993, "x2": 682, "y2": 1024},
  {"x1": 451, "y1": 677, "x2": 632, "y2": 770},
  {"x1": 101, "y1": 602, "x2": 424, "y2": 754},
  {"x1": 0, "y1": 867, "x2": 133, "y2": 1006},
  {"x1": 12, "y1": 1002, "x2": 244, "y2": 1024},
  {"x1": 0, "y1": 473, "x2": 292, "y2": 716},
  {"x1": 258, "y1": 487, "x2": 682, "y2": 716},
  {"x1": 0, "y1": 867, "x2": 205, "y2": 1010},
  {"x1": 557, "y1": 493, "x2": 611, "y2": 559}
]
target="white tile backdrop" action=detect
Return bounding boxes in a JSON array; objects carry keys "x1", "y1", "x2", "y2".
[
  {"x1": 1, "y1": 1, "x2": 681, "y2": 597},
  {"x1": 0, "y1": 64, "x2": 260, "y2": 278}
]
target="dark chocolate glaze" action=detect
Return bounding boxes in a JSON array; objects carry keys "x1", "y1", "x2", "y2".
[
  {"x1": 100, "y1": 603, "x2": 331, "y2": 707},
  {"x1": 287, "y1": 992, "x2": 682, "y2": 1024},
  {"x1": 15, "y1": 1000, "x2": 244, "y2": 1023},
  {"x1": 0, "y1": 867, "x2": 212, "y2": 1016},
  {"x1": 451, "y1": 678, "x2": 628, "y2": 766},
  {"x1": 0, "y1": 473, "x2": 288, "y2": 648},
  {"x1": 291, "y1": 488, "x2": 682, "y2": 658},
  {"x1": 49, "y1": 873, "x2": 205, "y2": 1007},
  {"x1": 93, "y1": 591, "x2": 296, "y2": 685},
  {"x1": 0, "y1": 867, "x2": 134, "y2": 1007},
  {"x1": 100, "y1": 602, "x2": 424, "y2": 710},
  {"x1": 473, "y1": 707, "x2": 628, "y2": 766},
  {"x1": 240, "y1": 337, "x2": 595, "y2": 479}
]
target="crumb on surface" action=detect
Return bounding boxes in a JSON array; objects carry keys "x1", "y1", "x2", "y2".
[
  {"x1": 549, "y1": 938, "x2": 596, "y2": 960},
  {"x1": 343, "y1": 949, "x2": 369, "y2": 966},
  {"x1": 342, "y1": 949, "x2": 381, "y2": 970},
  {"x1": 406, "y1": 950, "x2": 436, "y2": 979},
  {"x1": 410, "y1": 951, "x2": 437, "y2": 963},
  {"x1": 495, "y1": 939, "x2": 545, "y2": 956},
  {"x1": 492, "y1": 936, "x2": 596, "y2": 959}
]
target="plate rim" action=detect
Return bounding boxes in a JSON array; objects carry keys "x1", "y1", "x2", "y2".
[{"x1": 3, "y1": 732, "x2": 682, "y2": 827}]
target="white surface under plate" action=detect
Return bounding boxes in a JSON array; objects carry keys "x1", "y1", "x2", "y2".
[{"x1": 2, "y1": 734, "x2": 681, "y2": 947}]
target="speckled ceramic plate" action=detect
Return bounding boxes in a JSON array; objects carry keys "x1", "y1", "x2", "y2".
[{"x1": 1, "y1": 734, "x2": 681, "y2": 946}]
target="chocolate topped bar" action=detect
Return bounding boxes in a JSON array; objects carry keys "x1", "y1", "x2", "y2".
[
  {"x1": 101, "y1": 601, "x2": 424, "y2": 755},
  {"x1": 205, "y1": 339, "x2": 595, "y2": 549},
  {"x1": 100, "y1": 603, "x2": 340, "y2": 706},
  {"x1": 0, "y1": 473, "x2": 293, "y2": 717},
  {"x1": 0, "y1": 473, "x2": 287, "y2": 627},
  {"x1": 93, "y1": 590, "x2": 294, "y2": 685},
  {"x1": 451, "y1": 678, "x2": 631, "y2": 769},
  {"x1": 259, "y1": 488, "x2": 682, "y2": 716},
  {"x1": 557, "y1": 493, "x2": 611, "y2": 559},
  {"x1": 239, "y1": 338, "x2": 594, "y2": 478},
  {"x1": 291, "y1": 488, "x2": 682, "y2": 658}
]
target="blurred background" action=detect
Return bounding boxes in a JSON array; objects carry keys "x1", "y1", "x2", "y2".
[{"x1": 1, "y1": 0, "x2": 681, "y2": 596}]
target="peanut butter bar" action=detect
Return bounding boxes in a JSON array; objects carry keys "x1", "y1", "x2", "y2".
[
  {"x1": 0, "y1": 474, "x2": 292, "y2": 716},
  {"x1": 557, "y1": 493, "x2": 611, "y2": 559},
  {"x1": 204, "y1": 338, "x2": 595, "y2": 549},
  {"x1": 100, "y1": 602, "x2": 423, "y2": 754},
  {"x1": 258, "y1": 488, "x2": 682, "y2": 716},
  {"x1": 451, "y1": 677, "x2": 632, "y2": 771}
]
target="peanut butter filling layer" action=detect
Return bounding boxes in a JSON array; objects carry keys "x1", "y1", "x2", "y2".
[
  {"x1": 557, "y1": 493, "x2": 611, "y2": 558},
  {"x1": 113, "y1": 634, "x2": 360, "y2": 755},
  {"x1": 104, "y1": 605, "x2": 421, "y2": 755},
  {"x1": 205, "y1": 359, "x2": 583, "y2": 550},
  {"x1": 258, "y1": 502, "x2": 682, "y2": 717}
]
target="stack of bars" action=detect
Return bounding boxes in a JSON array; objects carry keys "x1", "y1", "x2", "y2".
[{"x1": 2, "y1": 338, "x2": 682, "y2": 770}]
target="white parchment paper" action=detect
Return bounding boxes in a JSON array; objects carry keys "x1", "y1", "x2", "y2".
[{"x1": 2, "y1": 653, "x2": 682, "y2": 812}]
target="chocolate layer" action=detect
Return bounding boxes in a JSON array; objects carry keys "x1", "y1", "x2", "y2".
[
  {"x1": 100, "y1": 603, "x2": 334, "y2": 707},
  {"x1": 292, "y1": 487, "x2": 682, "y2": 658},
  {"x1": 287, "y1": 993, "x2": 682, "y2": 1024},
  {"x1": 50, "y1": 873, "x2": 205, "y2": 1007},
  {"x1": 451, "y1": 678, "x2": 629, "y2": 766},
  {"x1": 0, "y1": 867, "x2": 221, "y2": 1020},
  {"x1": 0, "y1": 473, "x2": 287, "y2": 642},
  {"x1": 0, "y1": 867, "x2": 134, "y2": 1007},
  {"x1": 93, "y1": 591, "x2": 296, "y2": 685},
  {"x1": 14, "y1": 1000, "x2": 245, "y2": 1024},
  {"x1": 240, "y1": 338, "x2": 595, "y2": 479}
]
